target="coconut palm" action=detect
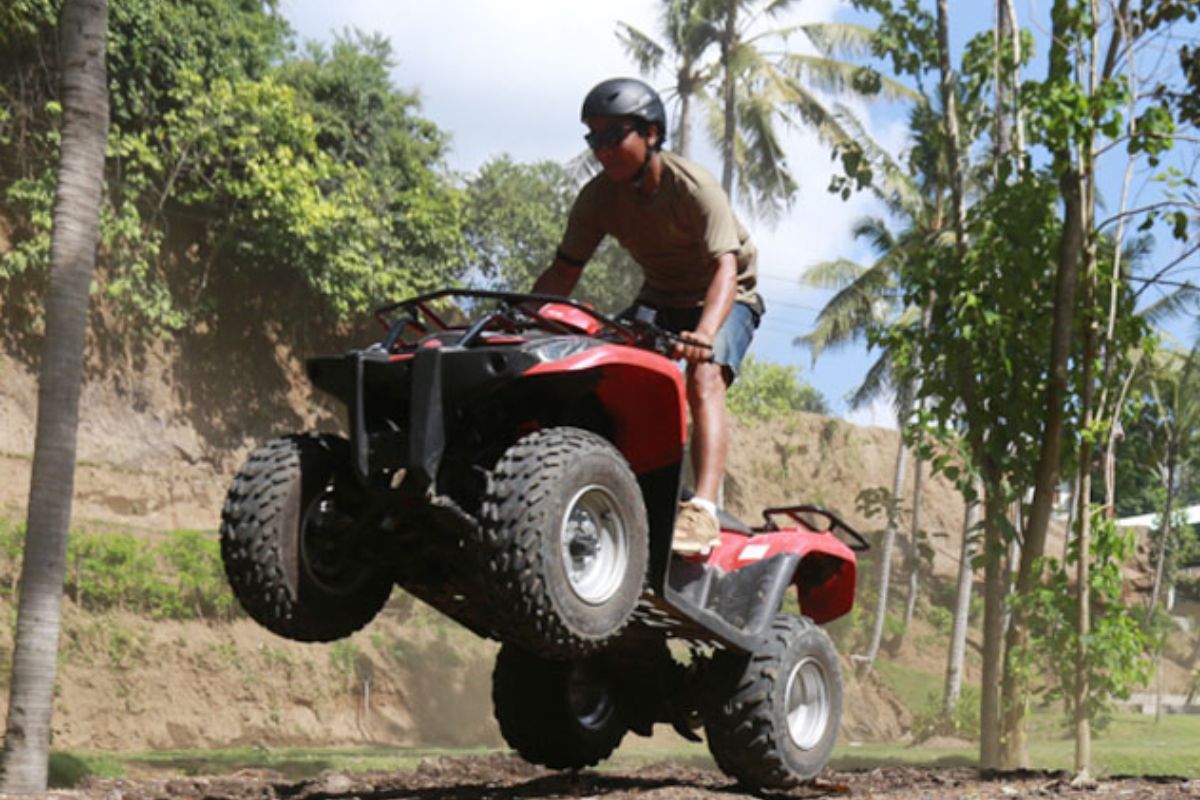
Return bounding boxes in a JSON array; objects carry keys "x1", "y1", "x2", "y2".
[
  {"x1": 704, "y1": 0, "x2": 919, "y2": 218},
  {"x1": 0, "y1": 0, "x2": 110, "y2": 792},
  {"x1": 798, "y1": 215, "x2": 927, "y2": 668},
  {"x1": 1141, "y1": 344, "x2": 1200, "y2": 621},
  {"x1": 617, "y1": 0, "x2": 719, "y2": 157},
  {"x1": 795, "y1": 102, "x2": 955, "y2": 667},
  {"x1": 619, "y1": 0, "x2": 918, "y2": 220}
]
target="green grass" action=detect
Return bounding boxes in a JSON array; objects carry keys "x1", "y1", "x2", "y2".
[
  {"x1": 875, "y1": 658, "x2": 949, "y2": 713},
  {"x1": 50, "y1": 713, "x2": 1200, "y2": 788},
  {"x1": 54, "y1": 745, "x2": 507, "y2": 783},
  {"x1": 831, "y1": 712, "x2": 1200, "y2": 777}
]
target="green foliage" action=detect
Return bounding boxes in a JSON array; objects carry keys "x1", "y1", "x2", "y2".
[
  {"x1": 1014, "y1": 511, "x2": 1152, "y2": 719},
  {"x1": 463, "y1": 155, "x2": 640, "y2": 312},
  {"x1": 926, "y1": 604, "x2": 953, "y2": 636},
  {"x1": 1, "y1": 1, "x2": 468, "y2": 333},
  {"x1": 0, "y1": 521, "x2": 236, "y2": 620},
  {"x1": 911, "y1": 684, "x2": 982, "y2": 741},
  {"x1": 726, "y1": 355, "x2": 828, "y2": 420},
  {"x1": 159, "y1": 530, "x2": 238, "y2": 619}
]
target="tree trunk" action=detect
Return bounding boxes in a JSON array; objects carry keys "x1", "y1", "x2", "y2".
[
  {"x1": 998, "y1": 0, "x2": 1089, "y2": 769},
  {"x1": 862, "y1": 434, "x2": 908, "y2": 667},
  {"x1": 1073, "y1": 453, "x2": 1094, "y2": 779},
  {"x1": 902, "y1": 455, "x2": 925, "y2": 635},
  {"x1": 1148, "y1": 449, "x2": 1176, "y2": 621},
  {"x1": 993, "y1": 0, "x2": 1011, "y2": 181},
  {"x1": 994, "y1": 0, "x2": 1025, "y2": 167},
  {"x1": 0, "y1": 0, "x2": 109, "y2": 793},
  {"x1": 943, "y1": 483, "x2": 980, "y2": 718},
  {"x1": 719, "y1": 3, "x2": 737, "y2": 198},
  {"x1": 676, "y1": 84, "x2": 693, "y2": 156},
  {"x1": 979, "y1": 481, "x2": 1008, "y2": 770},
  {"x1": 1073, "y1": 416, "x2": 1095, "y2": 779}
]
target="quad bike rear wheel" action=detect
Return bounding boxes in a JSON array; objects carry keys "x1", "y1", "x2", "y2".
[
  {"x1": 220, "y1": 434, "x2": 392, "y2": 642},
  {"x1": 702, "y1": 614, "x2": 843, "y2": 790},
  {"x1": 492, "y1": 643, "x2": 627, "y2": 769},
  {"x1": 479, "y1": 427, "x2": 649, "y2": 658}
]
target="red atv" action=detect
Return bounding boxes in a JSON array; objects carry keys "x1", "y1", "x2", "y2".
[{"x1": 219, "y1": 289, "x2": 867, "y2": 790}]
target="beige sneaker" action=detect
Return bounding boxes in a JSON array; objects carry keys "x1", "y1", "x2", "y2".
[{"x1": 672, "y1": 501, "x2": 721, "y2": 556}]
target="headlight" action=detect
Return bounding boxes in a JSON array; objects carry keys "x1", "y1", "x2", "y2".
[{"x1": 526, "y1": 336, "x2": 602, "y2": 363}]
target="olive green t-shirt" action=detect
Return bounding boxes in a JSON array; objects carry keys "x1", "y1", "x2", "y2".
[{"x1": 557, "y1": 151, "x2": 759, "y2": 309}]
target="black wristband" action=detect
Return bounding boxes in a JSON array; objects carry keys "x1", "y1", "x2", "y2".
[{"x1": 555, "y1": 249, "x2": 587, "y2": 269}]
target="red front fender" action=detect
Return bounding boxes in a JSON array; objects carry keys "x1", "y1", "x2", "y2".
[{"x1": 525, "y1": 344, "x2": 687, "y2": 475}]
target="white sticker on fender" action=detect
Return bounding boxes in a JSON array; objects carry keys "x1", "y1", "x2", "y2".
[{"x1": 738, "y1": 544, "x2": 770, "y2": 561}]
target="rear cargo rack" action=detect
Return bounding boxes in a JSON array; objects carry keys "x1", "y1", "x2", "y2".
[{"x1": 758, "y1": 505, "x2": 870, "y2": 552}]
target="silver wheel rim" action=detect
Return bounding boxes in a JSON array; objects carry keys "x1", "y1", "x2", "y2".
[
  {"x1": 567, "y1": 663, "x2": 614, "y2": 731},
  {"x1": 784, "y1": 655, "x2": 831, "y2": 750},
  {"x1": 560, "y1": 484, "x2": 628, "y2": 605}
]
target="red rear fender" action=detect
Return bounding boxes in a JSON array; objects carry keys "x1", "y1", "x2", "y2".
[{"x1": 705, "y1": 529, "x2": 859, "y2": 624}]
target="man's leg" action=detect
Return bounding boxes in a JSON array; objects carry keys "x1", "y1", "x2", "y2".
[
  {"x1": 671, "y1": 302, "x2": 757, "y2": 555},
  {"x1": 687, "y1": 360, "x2": 729, "y2": 504}
]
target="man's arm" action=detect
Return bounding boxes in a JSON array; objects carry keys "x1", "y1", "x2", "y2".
[
  {"x1": 676, "y1": 252, "x2": 738, "y2": 363},
  {"x1": 531, "y1": 258, "x2": 584, "y2": 297}
]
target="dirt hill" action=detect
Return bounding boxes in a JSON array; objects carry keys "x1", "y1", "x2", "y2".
[
  {"x1": 0, "y1": 335, "x2": 959, "y2": 753},
  {"x1": 0, "y1": 333, "x2": 1188, "y2": 755}
]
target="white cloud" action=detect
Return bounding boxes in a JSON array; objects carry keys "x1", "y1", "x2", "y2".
[
  {"x1": 281, "y1": 0, "x2": 911, "y2": 415},
  {"x1": 843, "y1": 393, "x2": 898, "y2": 430}
]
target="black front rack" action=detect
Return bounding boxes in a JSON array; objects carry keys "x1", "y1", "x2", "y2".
[{"x1": 373, "y1": 289, "x2": 637, "y2": 348}]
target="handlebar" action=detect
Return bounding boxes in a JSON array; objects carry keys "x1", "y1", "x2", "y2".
[{"x1": 373, "y1": 289, "x2": 714, "y2": 362}]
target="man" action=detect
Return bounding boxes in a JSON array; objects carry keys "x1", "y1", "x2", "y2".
[{"x1": 532, "y1": 77, "x2": 762, "y2": 556}]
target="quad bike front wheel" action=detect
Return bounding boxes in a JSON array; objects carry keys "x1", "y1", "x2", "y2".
[
  {"x1": 220, "y1": 434, "x2": 392, "y2": 642},
  {"x1": 480, "y1": 427, "x2": 649, "y2": 658},
  {"x1": 702, "y1": 614, "x2": 843, "y2": 790},
  {"x1": 492, "y1": 643, "x2": 627, "y2": 769}
]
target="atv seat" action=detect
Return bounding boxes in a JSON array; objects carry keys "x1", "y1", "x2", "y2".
[{"x1": 717, "y1": 508, "x2": 752, "y2": 535}]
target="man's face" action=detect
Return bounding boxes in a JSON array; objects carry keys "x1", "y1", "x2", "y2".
[{"x1": 585, "y1": 115, "x2": 654, "y2": 182}]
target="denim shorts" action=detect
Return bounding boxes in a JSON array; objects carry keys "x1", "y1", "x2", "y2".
[{"x1": 627, "y1": 299, "x2": 761, "y2": 382}]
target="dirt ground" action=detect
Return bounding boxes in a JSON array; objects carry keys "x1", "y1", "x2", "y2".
[{"x1": 44, "y1": 754, "x2": 1200, "y2": 799}]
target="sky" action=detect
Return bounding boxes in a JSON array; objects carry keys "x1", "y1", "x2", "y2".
[
  {"x1": 280, "y1": 0, "x2": 910, "y2": 426},
  {"x1": 279, "y1": 0, "x2": 1196, "y2": 427}
]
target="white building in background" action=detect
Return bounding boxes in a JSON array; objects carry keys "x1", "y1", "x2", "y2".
[
  {"x1": 1115, "y1": 504, "x2": 1200, "y2": 614},
  {"x1": 1115, "y1": 504, "x2": 1200, "y2": 529}
]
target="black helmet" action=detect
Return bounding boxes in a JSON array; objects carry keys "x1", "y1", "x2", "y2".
[{"x1": 581, "y1": 77, "x2": 667, "y2": 149}]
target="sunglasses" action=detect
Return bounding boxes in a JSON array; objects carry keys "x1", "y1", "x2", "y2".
[{"x1": 584, "y1": 124, "x2": 636, "y2": 152}]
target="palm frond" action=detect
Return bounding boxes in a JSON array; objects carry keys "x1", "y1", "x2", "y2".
[
  {"x1": 850, "y1": 215, "x2": 896, "y2": 254},
  {"x1": 795, "y1": 21, "x2": 877, "y2": 58},
  {"x1": 831, "y1": 103, "x2": 923, "y2": 216},
  {"x1": 616, "y1": 22, "x2": 666, "y2": 75},
  {"x1": 801, "y1": 258, "x2": 867, "y2": 289},
  {"x1": 776, "y1": 53, "x2": 920, "y2": 103},
  {"x1": 797, "y1": 260, "x2": 896, "y2": 361},
  {"x1": 849, "y1": 351, "x2": 895, "y2": 411},
  {"x1": 1140, "y1": 286, "x2": 1200, "y2": 326},
  {"x1": 564, "y1": 149, "x2": 600, "y2": 186},
  {"x1": 734, "y1": 87, "x2": 797, "y2": 220}
]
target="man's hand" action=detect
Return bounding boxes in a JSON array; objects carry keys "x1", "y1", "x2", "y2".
[{"x1": 673, "y1": 329, "x2": 714, "y2": 363}]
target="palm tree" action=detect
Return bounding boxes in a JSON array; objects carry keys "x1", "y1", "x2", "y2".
[
  {"x1": 796, "y1": 104, "x2": 954, "y2": 667},
  {"x1": 706, "y1": 0, "x2": 918, "y2": 217},
  {"x1": 617, "y1": 0, "x2": 719, "y2": 157},
  {"x1": 798, "y1": 218, "x2": 924, "y2": 668},
  {"x1": 0, "y1": 0, "x2": 110, "y2": 792},
  {"x1": 619, "y1": 0, "x2": 918, "y2": 219},
  {"x1": 1143, "y1": 345, "x2": 1200, "y2": 620}
]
